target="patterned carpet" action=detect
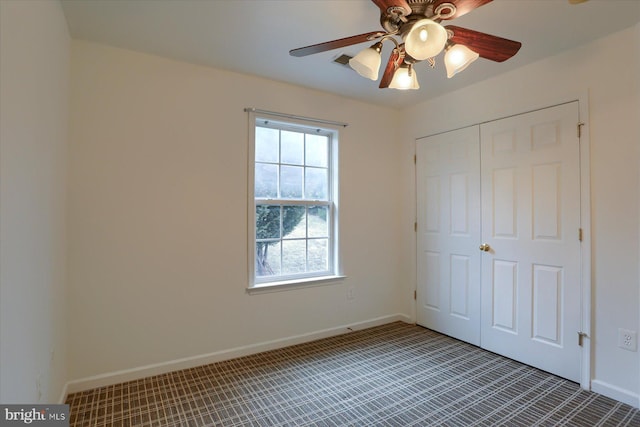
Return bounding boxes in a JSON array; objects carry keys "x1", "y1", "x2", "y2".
[{"x1": 66, "y1": 322, "x2": 640, "y2": 426}]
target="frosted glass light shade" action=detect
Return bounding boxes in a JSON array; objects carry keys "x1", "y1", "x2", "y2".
[
  {"x1": 389, "y1": 65, "x2": 419, "y2": 90},
  {"x1": 444, "y1": 44, "x2": 479, "y2": 78},
  {"x1": 349, "y1": 43, "x2": 383, "y2": 80},
  {"x1": 404, "y1": 19, "x2": 448, "y2": 60}
]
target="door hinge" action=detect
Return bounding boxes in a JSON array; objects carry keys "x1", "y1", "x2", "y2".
[
  {"x1": 414, "y1": 154, "x2": 417, "y2": 164},
  {"x1": 578, "y1": 228, "x2": 583, "y2": 242},
  {"x1": 414, "y1": 290, "x2": 417, "y2": 300},
  {"x1": 577, "y1": 122, "x2": 585, "y2": 138},
  {"x1": 414, "y1": 222, "x2": 417, "y2": 232},
  {"x1": 578, "y1": 331, "x2": 589, "y2": 347}
]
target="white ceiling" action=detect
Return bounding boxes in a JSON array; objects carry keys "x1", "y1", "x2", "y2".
[{"x1": 60, "y1": 0, "x2": 640, "y2": 109}]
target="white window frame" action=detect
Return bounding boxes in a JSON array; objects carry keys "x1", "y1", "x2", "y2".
[{"x1": 247, "y1": 111, "x2": 342, "y2": 291}]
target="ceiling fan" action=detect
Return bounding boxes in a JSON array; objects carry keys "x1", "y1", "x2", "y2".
[{"x1": 289, "y1": 0, "x2": 522, "y2": 90}]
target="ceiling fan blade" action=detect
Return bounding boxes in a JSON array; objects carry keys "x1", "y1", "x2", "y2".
[
  {"x1": 379, "y1": 49, "x2": 401, "y2": 88},
  {"x1": 372, "y1": 0, "x2": 412, "y2": 16},
  {"x1": 434, "y1": 0, "x2": 493, "y2": 20},
  {"x1": 290, "y1": 31, "x2": 385, "y2": 57},
  {"x1": 445, "y1": 26, "x2": 522, "y2": 62}
]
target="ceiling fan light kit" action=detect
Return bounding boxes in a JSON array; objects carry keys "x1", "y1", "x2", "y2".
[
  {"x1": 403, "y1": 18, "x2": 449, "y2": 60},
  {"x1": 444, "y1": 43, "x2": 480, "y2": 78},
  {"x1": 348, "y1": 41, "x2": 385, "y2": 80},
  {"x1": 389, "y1": 63, "x2": 420, "y2": 90},
  {"x1": 290, "y1": 0, "x2": 522, "y2": 91}
]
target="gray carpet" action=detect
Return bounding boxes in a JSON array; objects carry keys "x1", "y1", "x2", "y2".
[{"x1": 66, "y1": 322, "x2": 640, "y2": 426}]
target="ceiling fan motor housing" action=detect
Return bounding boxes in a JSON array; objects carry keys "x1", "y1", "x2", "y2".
[{"x1": 395, "y1": 1, "x2": 457, "y2": 62}]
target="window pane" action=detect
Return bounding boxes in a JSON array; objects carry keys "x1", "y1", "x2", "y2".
[
  {"x1": 305, "y1": 167, "x2": 328, "y2": 200},
  {"x1": 280, "y1": 165, "x2": 303, "y2": 198},
  {"x1": 306, "y1": 134, "x2": 328, "y2": 167},
  {"x1": 256, "y1": 241, "x2": 281, "y2": 277},
  {"x1": 255, "y1": 127, "x2": 279, "y2": 163},
  {"x1": 307, "y1": 239, "x2": 328, "y2": 272},
  {"x1": 308, "y1": 206, "x2": 328, "y2": 238},
  {"x1": 281, "y1": 131, "x2": 304, "y2": 165},
  {"x1": 256, "y1": 205, "x2": 281, "y2": 239},
  {"x1": 255, "y1": 163, "x2": 278, "y2": 198},
  {"x1": 283, "y1": 206, "x2": 305, "y2": 239},
  {"x1": 282, "y1": 240, "x2": 306, "y2": 275},
  {"x1": 252, "y1": 117, "x2": 337, "y2": 285}
]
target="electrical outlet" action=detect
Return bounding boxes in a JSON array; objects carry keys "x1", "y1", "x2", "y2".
[
  {"x1": 618, "y1": 328, "x2": 637, "y2": 352},
  {"x1": 346, "y1": 287, "x2": 355, "y2": 300}
]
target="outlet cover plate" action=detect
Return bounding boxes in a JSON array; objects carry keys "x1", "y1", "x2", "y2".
[{"x1": 618, "y1": 328, "x2": 637, "y2": 352}]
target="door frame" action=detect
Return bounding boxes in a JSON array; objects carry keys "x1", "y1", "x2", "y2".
[{"x1": 414, "y1": 91, "x2": 592, "y2": 390}]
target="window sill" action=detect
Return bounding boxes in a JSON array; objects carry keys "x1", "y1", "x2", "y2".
[{"x1": 247, "y1": 275, "x2": 346, "y2": 295}]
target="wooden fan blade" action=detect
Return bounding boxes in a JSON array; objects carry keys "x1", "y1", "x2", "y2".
[
  {"x1": 434, "y1": 0, "x2": 492, "y2": 20},
  {"x1": 446, "y1": 25, "x2": 522, "y2": 62},
  {"x1": 372, "y1": 0, "x2": 412, "y2": 16},
  {"x1": 290, "y1": 31, "x2": 385, "y2": 57},
  {"x1": 379, "y1": 49, "x2": 401, "y2": 88}
]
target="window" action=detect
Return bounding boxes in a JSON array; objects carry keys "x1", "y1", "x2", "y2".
[{"x1": 248, "y1": 113, "x2": 340, "y2": 288}]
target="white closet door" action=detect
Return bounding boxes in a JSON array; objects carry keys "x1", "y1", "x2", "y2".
[
  {"x1": 416, "y1": 126, "x2": 481, "y2": 346},
  {"x1": 479, "y1": 102, "x2": 581, "y2": 382}
]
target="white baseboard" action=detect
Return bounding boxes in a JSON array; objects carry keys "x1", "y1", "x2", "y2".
[
  {"x1": 58, "y1": 382, "x2": 69, "y2": 404},
  {"x1": 62, "y1": 314, "x2": 412, "y2": 400},
  {"x1": 591, "y1": 379, "x2": 639, "y2": 408}
]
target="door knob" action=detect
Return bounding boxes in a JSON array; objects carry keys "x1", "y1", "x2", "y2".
[{"x1": 479, "y1": 243, "x2": 491, "y2": 252}]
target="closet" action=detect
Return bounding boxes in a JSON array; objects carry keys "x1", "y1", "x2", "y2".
[{"x1": 416, "y1": 102, "x2": 582, "y2": 382}]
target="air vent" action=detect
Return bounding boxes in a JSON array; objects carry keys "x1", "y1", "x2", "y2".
[{"x1": 333, "y1": 54, "x2": 353, "y2": 66}]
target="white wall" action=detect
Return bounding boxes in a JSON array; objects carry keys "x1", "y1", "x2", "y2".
[
  {"x1": 4, "y1": 1, "x2": 637, "y2": 407},
  {"x1": 399, "y1": 24, "x2": 640, "y2": 403},
  {"x1": 0, "y1": 0, "x2": 70, "y2": 403},
  {"x1": 68, "y1": 41, "x2": 405, "y2": 380}
]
